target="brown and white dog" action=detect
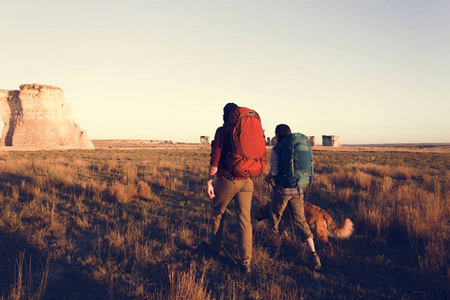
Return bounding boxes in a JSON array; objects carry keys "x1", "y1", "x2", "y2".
[{"x1": 256, "y1": 201, "x2": 354, "y2": 256}]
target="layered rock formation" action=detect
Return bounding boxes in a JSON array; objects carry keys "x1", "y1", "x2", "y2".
[{"x1": 0, "y1": 84, "x2": 94, "y2": 149}]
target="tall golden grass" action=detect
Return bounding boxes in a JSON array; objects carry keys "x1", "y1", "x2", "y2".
[
  {"x1": 5, "y1": 251, "x2": 53, "y2": 300},
  {"x1": 311, "y1": 156, "x2": 449, "y2": 290},
  {"x1": 0, "y1": 148, "x2": 448, "y2": 299}
]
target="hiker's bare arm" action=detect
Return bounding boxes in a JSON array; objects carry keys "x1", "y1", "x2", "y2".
[
  {"x1": 265, "y1": 147, "x2": 277, "y2": 183},
  {"x1": 206, "y1": 166, "x2": 217, "y2": 199}
]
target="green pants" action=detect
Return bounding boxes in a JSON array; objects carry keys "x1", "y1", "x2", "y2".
[
  {"x1": 210, "y1": 177, "x2": 254, "y2": 265},
  {"x1": 270, "y1": 191, "x2": 313, "y2": 242}
]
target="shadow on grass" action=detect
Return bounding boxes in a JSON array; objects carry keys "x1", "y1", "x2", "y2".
[{"x1": 0, "y1": 230, "x2": 114, "y2": 299}]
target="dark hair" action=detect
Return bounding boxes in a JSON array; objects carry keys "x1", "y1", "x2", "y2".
[
  {"x1": 275, "y1": 124, "x2": 291, "y2": 143},
  {"x1": 223, "y1": 102, "x2": 238, "y2": 124}
]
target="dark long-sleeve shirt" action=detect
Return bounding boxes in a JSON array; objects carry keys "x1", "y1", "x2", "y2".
[{"x1": 209, "y1": 125, "x2": 245, "y2": 180}]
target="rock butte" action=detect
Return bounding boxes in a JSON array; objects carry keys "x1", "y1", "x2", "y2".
[{"x1": 0, "y1": 84, "x2": 94, "y2": 150}]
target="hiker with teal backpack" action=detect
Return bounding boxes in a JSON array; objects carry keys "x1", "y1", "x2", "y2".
[{"x1": 264, "y1": 124, "x2": 321, "y2": 271}]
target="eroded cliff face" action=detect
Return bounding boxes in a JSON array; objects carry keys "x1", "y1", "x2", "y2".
[{"x1": 0, "y1": 84, "x2": 94, "y2": 149}]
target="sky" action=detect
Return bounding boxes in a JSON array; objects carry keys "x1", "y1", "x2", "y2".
[{"x1": 1, "y1": 0, "x2": 449, "y2": 144}]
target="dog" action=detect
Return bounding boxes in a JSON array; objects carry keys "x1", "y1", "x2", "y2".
[{"x1": 256, "y1": 201, "x2": 354, "y2": 256}]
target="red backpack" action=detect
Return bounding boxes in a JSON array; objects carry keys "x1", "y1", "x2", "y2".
[{"x1": 226, "y1": 107, "x2": 266, "y2": 178}]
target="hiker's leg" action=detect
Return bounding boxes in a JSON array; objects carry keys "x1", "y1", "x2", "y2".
[
  {"x1": 305, "y1": 237, "x2": 317, "y2": 253},
  {"x1": 234, "y1": 178, "x2": 254, "y2": 265},
  {"x1": 211, "y1": 177, "x2": 237, "y2": 252},
  {"x1": 289, "y1": 194, "x2": 314, "y2": 243},
  {"x1": 269, "y1": 191, "x2": 289, "y2": 235}
]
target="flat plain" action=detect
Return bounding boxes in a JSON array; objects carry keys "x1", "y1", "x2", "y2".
[{"x1": 0, "y1": 142, "x2": 448, "y2": 299}]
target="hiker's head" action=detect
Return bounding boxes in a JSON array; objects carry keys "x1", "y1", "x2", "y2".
[
  {"x1": 223, "y1": 103, "x2": 238, "y2": 124},
  {"x1": 275, "y1": 124, "x2": 291, "y2": 143}
]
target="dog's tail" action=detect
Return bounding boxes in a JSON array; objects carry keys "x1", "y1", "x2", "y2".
[{"x1": 324, "y1": 213, "x2": 354, "y2": 239}]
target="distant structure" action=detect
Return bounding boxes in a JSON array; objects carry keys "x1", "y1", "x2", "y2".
[
  {"x1": 0, "y1": 84, "x2": 94, "y2": 149},
  {"x1": 264, "y1": 135, "x2": 340, "y2": 147},
  {"x1": 265, "y1": 137, "x2": 277, "y2": 146},
  {"x1": 322, "y1": 135, "x2": 341, "y2": 147},
  {"x1": 200, "y1": 136, "x2": 210, "y2": 145},
  {"x1": 0, "y1": 116, "x2": 4, "y2": 139},
  {"x1": 271, "y1": 137, "x2": 277, "y2": 146}
]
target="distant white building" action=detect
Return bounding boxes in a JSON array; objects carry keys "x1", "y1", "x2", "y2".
[
  {"x1": 322, "y1": 135, "x2": 341, "y2": 147},
  {"x1": 200, "y1": 136, "x2": 210, "y2": 145}
]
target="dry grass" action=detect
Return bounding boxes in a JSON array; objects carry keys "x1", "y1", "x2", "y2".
[
  {"x1": 166, "y1": 266, "x2": 211, "y2": 300},
  {"x1": 0, "y1": 148, "x2": 448, "y2": 299},
  {"x1": 6, "y1": 251, "x2": 53, "y2": 300}
]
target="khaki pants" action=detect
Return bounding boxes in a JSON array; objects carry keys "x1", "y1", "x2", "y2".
[
  {"x1": 270, "y1": 191, "x2": 313, "y2": 242},
  {"x1": 210, "y1": 177, "x2": 254, "y2": 265}
]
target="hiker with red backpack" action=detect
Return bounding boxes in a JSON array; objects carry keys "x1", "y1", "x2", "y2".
[
  {"x1": 264, "y1": 124, "x2": 322, "y2": 271},
  {"x1": 202, "y1": 103, "x2": 266, "y2": 274}
]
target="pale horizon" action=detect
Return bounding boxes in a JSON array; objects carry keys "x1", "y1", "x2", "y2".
[{"x1": 1, "y1": 1, "x2": 449, "y2": 145}]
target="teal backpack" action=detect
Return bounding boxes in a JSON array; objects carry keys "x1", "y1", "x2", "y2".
[{"x1": 274, "y1": 132, "x2": 314, "y2": 189}]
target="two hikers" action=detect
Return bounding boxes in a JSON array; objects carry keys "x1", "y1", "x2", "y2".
[{"x1": 202, "y1": 105, "x2": 320, "y2": 272}]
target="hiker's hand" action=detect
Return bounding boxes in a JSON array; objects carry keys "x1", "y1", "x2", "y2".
[
  {"x1": 207, "y1": 179, "x2": 215, "y2": 199},
  {"x1": 206, "y1": 167, "x2": 217, "y2": 199}
]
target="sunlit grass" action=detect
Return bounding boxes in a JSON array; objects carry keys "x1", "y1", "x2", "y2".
[{"x1": 0, "y1": 148, "x2": 448, "y2": 299}]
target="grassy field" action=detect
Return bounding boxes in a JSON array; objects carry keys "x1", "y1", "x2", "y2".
[{"x1": 0, "y1": 146, "x2": 448, "y2": 299}]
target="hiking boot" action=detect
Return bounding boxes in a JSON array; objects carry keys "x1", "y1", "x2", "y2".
[
  {"x1": 239, "y1": 263, "x2": 251, "y2": 275},
  {"x1": 310, "y1": 252, "x2": 321, "y2": 271},
  {"x1": 199, "y1": 241, "x2": 219, "y2": 258}
]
